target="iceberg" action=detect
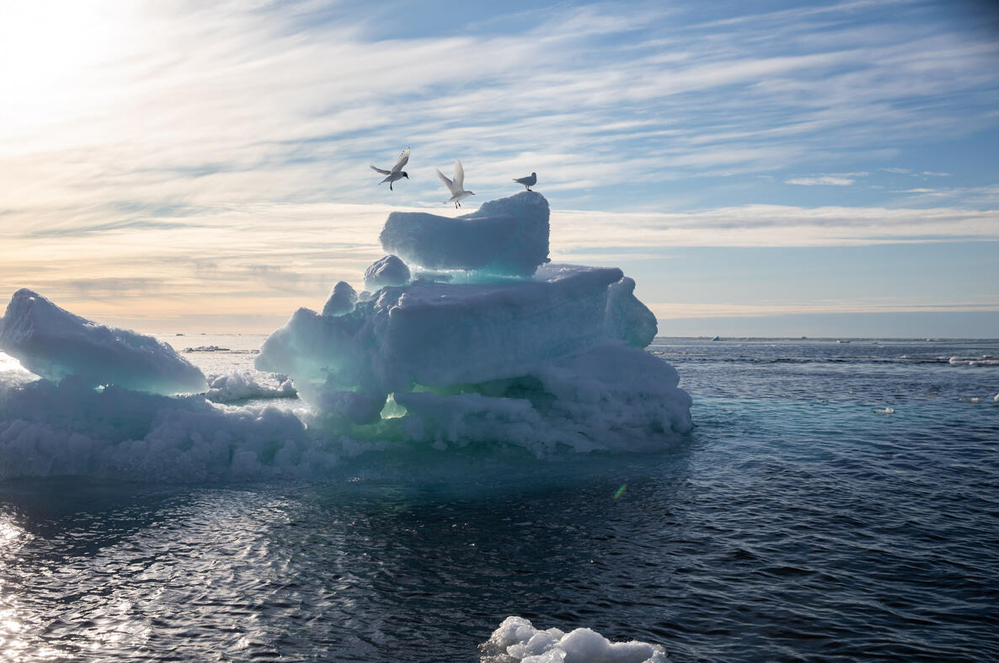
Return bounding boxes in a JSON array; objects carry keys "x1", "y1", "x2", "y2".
[
  {"x1": 0, "y1": 289, "x2": 207, "y2": 395},
  {"x1": 380, "y1": 190, "x2": 550, "y2": 277},
  {"x1": 256, "y1": 192, "x2": 691, "y2": 449}
]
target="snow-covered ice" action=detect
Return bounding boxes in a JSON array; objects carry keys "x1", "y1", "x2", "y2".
[
  {"x1": 364, "y1": 255, "x2": 411, "y2": 290},
  {"x1": 0, "y1": 289, "x2": 206, "y2": 395},
  {"x1": 322, "y1": 281, "x2": 358, "y2": 317},
  {"x1": 205, "y1": 371, "x2": 297, "y2": 403},
  {"x1": 380, "y1": 190, "x2": 549, "y2": 277},
  {"x1": 480, "y1": 616, "x2": 668, "y2": 663},
  {"x1": 255, "y1": 259, "x2": 690, "y2": 445},
  {"x1": 255, "y1": 191, "x2": 691, "y2": 449}
]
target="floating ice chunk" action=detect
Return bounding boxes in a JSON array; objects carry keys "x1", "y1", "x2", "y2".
[
  {"x1": 0, "y1": 376, "x2": 325, "y2": 481},
  {"x1": 364, "y1": 255, "x2": 411, "y2": 290},
  {"x1": 256, "y1": 264, "x2": 687, "y2": 447},
  {"x1": 873, "y1": 407, "x2": 894, "y2": 414},
  {"x1": 481, "y1": 616, "x2": 668, "y2": 663},
  {"x1": 205, "y1": 372, "x2": 296, "y2": 403},
  {"x1": 380, "y1": 191, "x2": 550, "y2": 277},
  {"x1": 322, "y1": 281, "x2": 358, "y2": 317},
  {"x1": 0, "y1": 289, "x2": 206, "y2": 395}
]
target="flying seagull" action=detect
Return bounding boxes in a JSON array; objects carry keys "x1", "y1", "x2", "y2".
[
  {"x1": 513, "y1": 172, "x2": 537, "y2": 191},
  {"x1": 437, "y1": 159, "x2": 475, "y2": 208},
  {"x1": 370, "y1": 147, "x2": 410, "y2": 191}
]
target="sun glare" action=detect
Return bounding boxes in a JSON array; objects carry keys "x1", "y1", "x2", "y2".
[{"x1": 0, "y1": 1, "x2": 130, "y2": 136}]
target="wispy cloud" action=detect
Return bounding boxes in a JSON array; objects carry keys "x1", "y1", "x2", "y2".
[
  {"x1": 786, "y1": 176, "x2": 857, "y2": 186},
  {"x1": 1, "y1": 0, "x2": 998, "y2": 328}
]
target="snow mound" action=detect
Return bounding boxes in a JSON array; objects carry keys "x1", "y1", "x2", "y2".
[
  {"x1": 380, "y1": 190, "x2": 549, "y2": 277},
  {"x1": 480, "y1": 616, "x2": 668, "y2": 663},
  {"x1": 364, "y1": 255, "x2": 411, "y2": 290},
  {"x1": 0, "y1": 289, "x2": 206, "y2": 395},
  {"x1": 322, "y1": 281, "x2": 358, "y2": 317},
  {"x1": 205, "y1": 371, "x2": 296, "y2": 403}
]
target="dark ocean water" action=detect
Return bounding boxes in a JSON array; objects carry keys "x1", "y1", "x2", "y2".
[{"x1": 1, "y1": 338, "x2": 998, "y2": 662}]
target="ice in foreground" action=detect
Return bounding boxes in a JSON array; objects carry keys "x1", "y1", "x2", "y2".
[
  {"x1": 257, "y1": 191, "x2": 691, "y2": 451},
  {"x1": 0, "y1": 289, "x2": 206, "y2": 395},
  {"x1": 480, "y1": 616, "x2": 668, "y2": 663}
]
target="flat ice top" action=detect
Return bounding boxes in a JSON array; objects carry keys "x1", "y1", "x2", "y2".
[{"x1": 380, "y1": 190, "x2": 550, "y2": 277}]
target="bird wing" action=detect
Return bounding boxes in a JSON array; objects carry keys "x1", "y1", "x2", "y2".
[
  {"x1": 390, "y1": 147, "x2": 410, "y2": 174},
  {"x1": 453, "y1": 159, "x2": 465, "y2": 191},
  {"x1": 370, "y1": 165, "x2": 391, "y2": 175},
  {"x1": 513, "y1": 175, "x2": 529, "y2": 184},
  {"x1": 436, "y1": 168, "x2": 455, "y2": 194}
]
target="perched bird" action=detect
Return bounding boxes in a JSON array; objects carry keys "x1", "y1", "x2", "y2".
[
  {"x1": 437, "y1": 159, "x2": 475, "y2": 208},
  {"x1": 370, "y1": 147, "x2": 410, "y2": 191},
  {"x1": 513, "y1": 172, "x2": 537, "y2": 191}
]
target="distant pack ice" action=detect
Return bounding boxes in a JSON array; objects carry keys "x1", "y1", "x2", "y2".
[
  {"x1": 380, "y1": 190, "x2": 550, "y2": 277},
  {"x1": 0, "y1": 289, "x2": 206, "y2": 395}
]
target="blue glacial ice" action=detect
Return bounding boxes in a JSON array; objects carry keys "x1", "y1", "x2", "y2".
[
  {"x1": 0, "y1": 289, "x2": 206, "y2": 395},
  {"x1": 380, "y1": 190, "x2": 550, "y2": 277}
]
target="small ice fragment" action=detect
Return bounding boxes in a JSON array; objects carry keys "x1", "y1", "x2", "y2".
[
  {"x1": 873, "y1": 407, "x2": 895, "y2": 414},
  {"x1": 364, "y1": 255, "x2": 411, "y2": 290},
  {"x1": 481, "y1": 616, "x2": 668, "y2": 662},
  {"x1": 322, "y1": 281, "x2": 358, "y2": 317}
]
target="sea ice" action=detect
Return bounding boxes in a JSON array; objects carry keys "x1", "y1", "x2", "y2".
[
  {"x1": 256, "y1": 191, "x2": 691, "y2": 449},
  {"x1": 322, "y1": 281, "x2": 358, "y2": 317},
  {"x1": 0, "y1": 289, "x2": 206, "y2": 395},
  {"x1": 205, "y1": 371, "x2": 297, "y2": 403},
  {"x1": 380, "y1": 190, "x2": 550, "y2": 277},
  {"x1": 364, "y1": 255, "x2": 411, "y2": 290},
  {"x1": 480, "y1": 616, "x2": 668, "y2": 663}
]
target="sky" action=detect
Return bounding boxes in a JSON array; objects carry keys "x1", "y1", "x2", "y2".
[{"x1": 1, "y1": 0, "x2": 998, "y2": 336}]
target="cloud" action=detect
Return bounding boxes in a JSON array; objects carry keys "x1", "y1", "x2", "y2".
[
  {"x1": 2, "y1": 0, "x2": 998, "y2": 226},
  {"x1": 2, "y1": 0, "x2": 998, "y2": 328},
  {"x1": 649, "y1": 300, "x2": 999, "y2": 320},
  {"x1": 785, "y1": 176, "x2": 857, "y2": 186}
]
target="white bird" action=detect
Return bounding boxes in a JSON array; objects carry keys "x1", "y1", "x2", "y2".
[
  {"x1": 513, "y1": 172, "x2": 537, "y2": 191},
  {"x1": 437, "y1": 159, "x2": 475, "y2": 208},
  {"x1": 370, "y1": 147, "x2": 410, "y2": 191}
]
